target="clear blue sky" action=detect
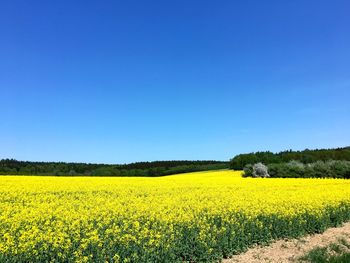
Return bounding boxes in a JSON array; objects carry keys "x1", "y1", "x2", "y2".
[{"x1": 1, "y1": 0, "x2": 349, "y2": 163}]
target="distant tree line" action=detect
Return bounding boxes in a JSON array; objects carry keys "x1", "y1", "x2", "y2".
[
  {"x1": 243, "y1": 160, "x2": 350, "y2": 179},
  {"x1": 230, "y1": 147, "x2": 350, "y2": 170},
  {"x1": 0, "y1": 159, "x2": 228, "y2": 176}
]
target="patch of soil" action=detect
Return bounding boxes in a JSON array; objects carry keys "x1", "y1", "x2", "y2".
[{"x1": 224, "y1": 222, "x2": 350, "y2": 263}]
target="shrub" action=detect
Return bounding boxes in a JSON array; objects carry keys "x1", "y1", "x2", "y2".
[
  {"x1": 266, "y1": 160, "x2": 350, "y2": 179},
  {"x1": 252, "y1": 163, "x2": 269, "y2": 178},
  {"x1": 242, "y1": 164, "x2": 253, "y2": 177}
]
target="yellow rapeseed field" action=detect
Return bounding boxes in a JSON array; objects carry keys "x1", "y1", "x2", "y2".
[{"x1": 1, "y1": 170, "x2": 350, "y2": 262}]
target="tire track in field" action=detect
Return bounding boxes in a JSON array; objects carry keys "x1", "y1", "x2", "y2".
[{"x1": 224, "y1": 222, "x2": 350, "y2": 263}]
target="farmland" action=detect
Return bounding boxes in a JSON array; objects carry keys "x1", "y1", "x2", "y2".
[{"x1": 1, "y1": 170, "x2": 350, "y2": 262}]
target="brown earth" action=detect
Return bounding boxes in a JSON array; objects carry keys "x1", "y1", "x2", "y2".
[{"x1": 223, "y1": 222, "x2": 350, "y2": 263}]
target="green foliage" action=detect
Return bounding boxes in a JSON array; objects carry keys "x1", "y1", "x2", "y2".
[
  {"x1": 242, "y1": 164, "x2": 253, "y2": 177},
  {"x1": 230, "y1": 147, "x2": 350, "y2": 170},
  {"x1": 267, "y1": 160, "x2": 350, "y2": 179},
  {"x1": 300, "y1": 239, "x2": 350, "y2": 263},
  {"x1": 0, "y1": 159, "x2": 229, "y2": 177},
  {"x1": 243, "y1": 160, "x2": 350, "y2": 179}
]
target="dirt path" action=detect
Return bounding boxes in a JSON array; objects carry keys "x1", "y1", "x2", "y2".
[{"x1": 224, "y1": 222, "x2": 350, "y2": 263}]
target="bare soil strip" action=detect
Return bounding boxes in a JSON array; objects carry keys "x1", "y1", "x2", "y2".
[{"x1": 224, "y1": 222, "x2": 350, "y2": 263}]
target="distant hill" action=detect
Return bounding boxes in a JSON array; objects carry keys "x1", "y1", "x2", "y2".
[
  {"x1": 0, "y1": 159, "x2": 228, "y2": 176},
  {"x1": 229, "y1": 146, "x2": 350, "y2": 170}
]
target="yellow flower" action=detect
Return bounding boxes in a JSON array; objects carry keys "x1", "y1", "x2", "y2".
[{"x1": 0, "y1": 171, "x2": 350, "y2": 261}]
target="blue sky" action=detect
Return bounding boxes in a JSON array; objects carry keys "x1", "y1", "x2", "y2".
[{"x1": 1, "y1": 0, "x2": 349, "y2": 163}]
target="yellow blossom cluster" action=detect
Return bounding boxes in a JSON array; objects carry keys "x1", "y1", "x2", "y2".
[{"x1": 1, "y1": 170, "x2": 350, "y2": 262}]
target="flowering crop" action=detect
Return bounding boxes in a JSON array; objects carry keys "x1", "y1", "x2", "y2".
[{"x1": 1, "y1": 171, "x2": 350, "y2": 262}]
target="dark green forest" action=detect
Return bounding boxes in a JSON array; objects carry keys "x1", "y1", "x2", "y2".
[
  {"x1": 229, "y1": 146, "x2": 350, "y2": 170},
  {"x1": 2, "y1": 146, "x2": 350, "y2": 177},
  {"x1": 0, "y1": 159, "x2": 228, "y2": 176}
]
